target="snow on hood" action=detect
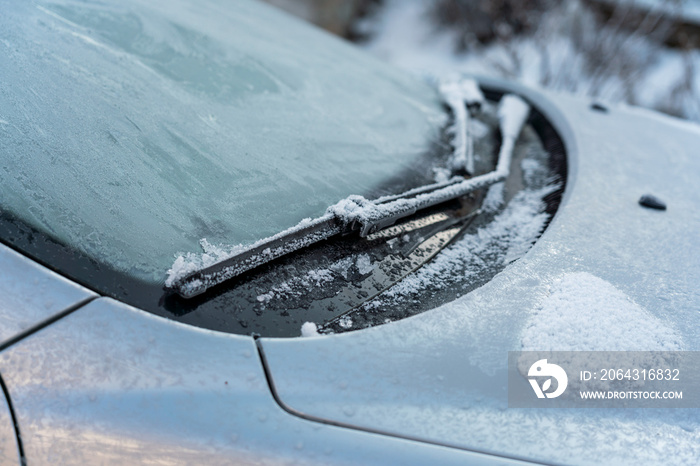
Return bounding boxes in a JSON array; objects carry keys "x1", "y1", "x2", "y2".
[{"x1": 521, "y1": 272, "x2": 683, "y2": 352}]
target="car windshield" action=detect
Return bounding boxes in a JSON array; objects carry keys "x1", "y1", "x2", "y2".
[
  {"x1": 0, "y1": 0, "x2": 446, "y2": 288},
  {"x1": 2, "y1": 0, "x2": 566, "y2": 338}
]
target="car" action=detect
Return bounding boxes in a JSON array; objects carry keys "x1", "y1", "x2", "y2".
[{"x1": 1, "y1": 0, "x2": 699, "y2": 464}]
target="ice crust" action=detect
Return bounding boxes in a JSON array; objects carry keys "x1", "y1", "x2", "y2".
[{"x1": 3, "y1": 0, "x2": 448, "y2": 290}]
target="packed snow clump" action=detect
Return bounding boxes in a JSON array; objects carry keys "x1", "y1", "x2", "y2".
[
  {"x1": 300, "y1": 322, "x2": 320, "y2": 337},
  {"x1": 356, "y1": 254, "x2": 374, "y2": 275},
  {"x1": 165, "y1": 239, "x2": 245, "y2": 287}
]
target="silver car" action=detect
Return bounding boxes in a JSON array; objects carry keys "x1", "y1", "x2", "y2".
[{"x1": 1, "y1": 0, "x2": 699, "y2": 464}]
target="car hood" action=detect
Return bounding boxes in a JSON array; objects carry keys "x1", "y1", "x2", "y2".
[{"x1": 259, "y1": 78, "x2": 700, "y2": 465}]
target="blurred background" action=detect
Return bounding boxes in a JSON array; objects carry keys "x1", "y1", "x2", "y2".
[{"x1": 261, "y1": 0, "x2": 700, "y2": 122}]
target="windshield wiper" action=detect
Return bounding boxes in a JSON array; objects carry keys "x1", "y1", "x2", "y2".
[{"x1": 165, "y1": 88, "x2": 530, "y2": 298}]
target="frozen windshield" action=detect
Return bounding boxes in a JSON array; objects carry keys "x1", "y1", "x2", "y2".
[{"x1": 0, "y1": 0, "x2": 445, "y2": 287}]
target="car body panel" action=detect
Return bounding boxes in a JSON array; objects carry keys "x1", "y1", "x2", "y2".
[
  {"x1": 259, "y1": 79, "x2": 700, "y2": 465},
  {"x1": 0, "y1": 243, "x2": 96, "y2": 346},
  {"x1": 0, "y1": 297, "x2": 534, "y2": 465},
  {"x1": 0, "y1": 386, "x2": 21, "y2": 465}
]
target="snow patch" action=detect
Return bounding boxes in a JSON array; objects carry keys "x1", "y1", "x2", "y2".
[
  {"x1": 255, "y1": 266, "x2": 335, "y2": 305},
  {"x1": 521, "y1": 272, "x2": 683, "y2": 351},
  {"x1": 371, "y1": 183, "x2": 557, "y2": 301},
  {"x1": 521, "y1": 158, "x2": 545, "y2": 185},
  {"x1": 432, "y1": 166, "x2": 452, "y2": 183}
]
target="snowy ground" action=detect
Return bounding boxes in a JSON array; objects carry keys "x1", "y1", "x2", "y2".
[{"x1": 356, "y1": 0, "x2": 700, "y2": 122}]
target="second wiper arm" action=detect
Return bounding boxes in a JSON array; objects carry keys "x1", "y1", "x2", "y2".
[
  {"x1": 343, "y1": 93, "x2": 530, "y2": 237},
  {"x1": 166, "y1": 92, "x2": 530, "y2": 299}
]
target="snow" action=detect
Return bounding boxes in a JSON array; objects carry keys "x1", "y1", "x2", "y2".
[
  {"x1": 338, "y1": 316, "x2": 353, "y2": 330},
  {"x1": 329, "y1": 257, "x2": 354, "y2": 280},
  {"x1": 431, "y1": 167, "x2": 451, "y2": 183},
  {"x1": 165, "y1": 239, "x2": 245, "y2": 288},
  {"x1": 520, "y1": 159, "x2": 543, "y2": 185},
  {"x1": 362, "y1": 0, "x2": 700, "y2": 123},
  {"x1": 498, "y1": 95, "x2": 530, "y2": 140},
  {"x1": 481, "y1": 182, "x2": 505, "y2": 213},
  {"x1": 254, "y1": 253, "x2": 375, "y2": 307},
  {"x1": 355, "y1": 254, "x2": 374, "y2": 275},
  {"x1": 300, "y1": 322, "x2": 319, "y2": 337},
  {"x1": 364, "y1": 181, "x2": 558, "y2": 303},
  {"x1": 439, "y1": 76, "x2": 485, "y2": 107},
  {"x1": 518, "y1": 272, "x2": 684, "y2": 392},
  {"x1": 521, "y1": 272, "x2": 683, "y2": 352},
  {"x1": 469, "y1": 118, "x2": 489, "y2": 140},
  {"x1": 255, "y1": 266, "x2": 335, "y2": 305}
]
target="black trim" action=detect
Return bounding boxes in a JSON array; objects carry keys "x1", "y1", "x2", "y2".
[
  {"x1": 0, "y1": 296, "x2": 97, "y2": 353},
  {"x1": 0, "y1": 296, "x2": 97, "y2": 465}
]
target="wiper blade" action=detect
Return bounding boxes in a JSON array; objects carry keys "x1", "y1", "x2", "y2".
[
  {"x1": 168, "y1": 215, "x2": 343, "y2": 298},
  {"x1": 166, "y1": 90, "x2": 530, "y2": 299}
]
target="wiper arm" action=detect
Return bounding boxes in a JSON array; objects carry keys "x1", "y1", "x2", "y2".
[
  {"x1": 439, "y1": 77, "x2": 485, "y2": 175},
  {"x1": 166, "y1": 90, "x2": 530, "y2": 299}
]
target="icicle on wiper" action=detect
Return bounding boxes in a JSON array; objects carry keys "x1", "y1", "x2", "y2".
[{"x1": 165, "y1": 90, "x2": 530, "y2": 299}]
